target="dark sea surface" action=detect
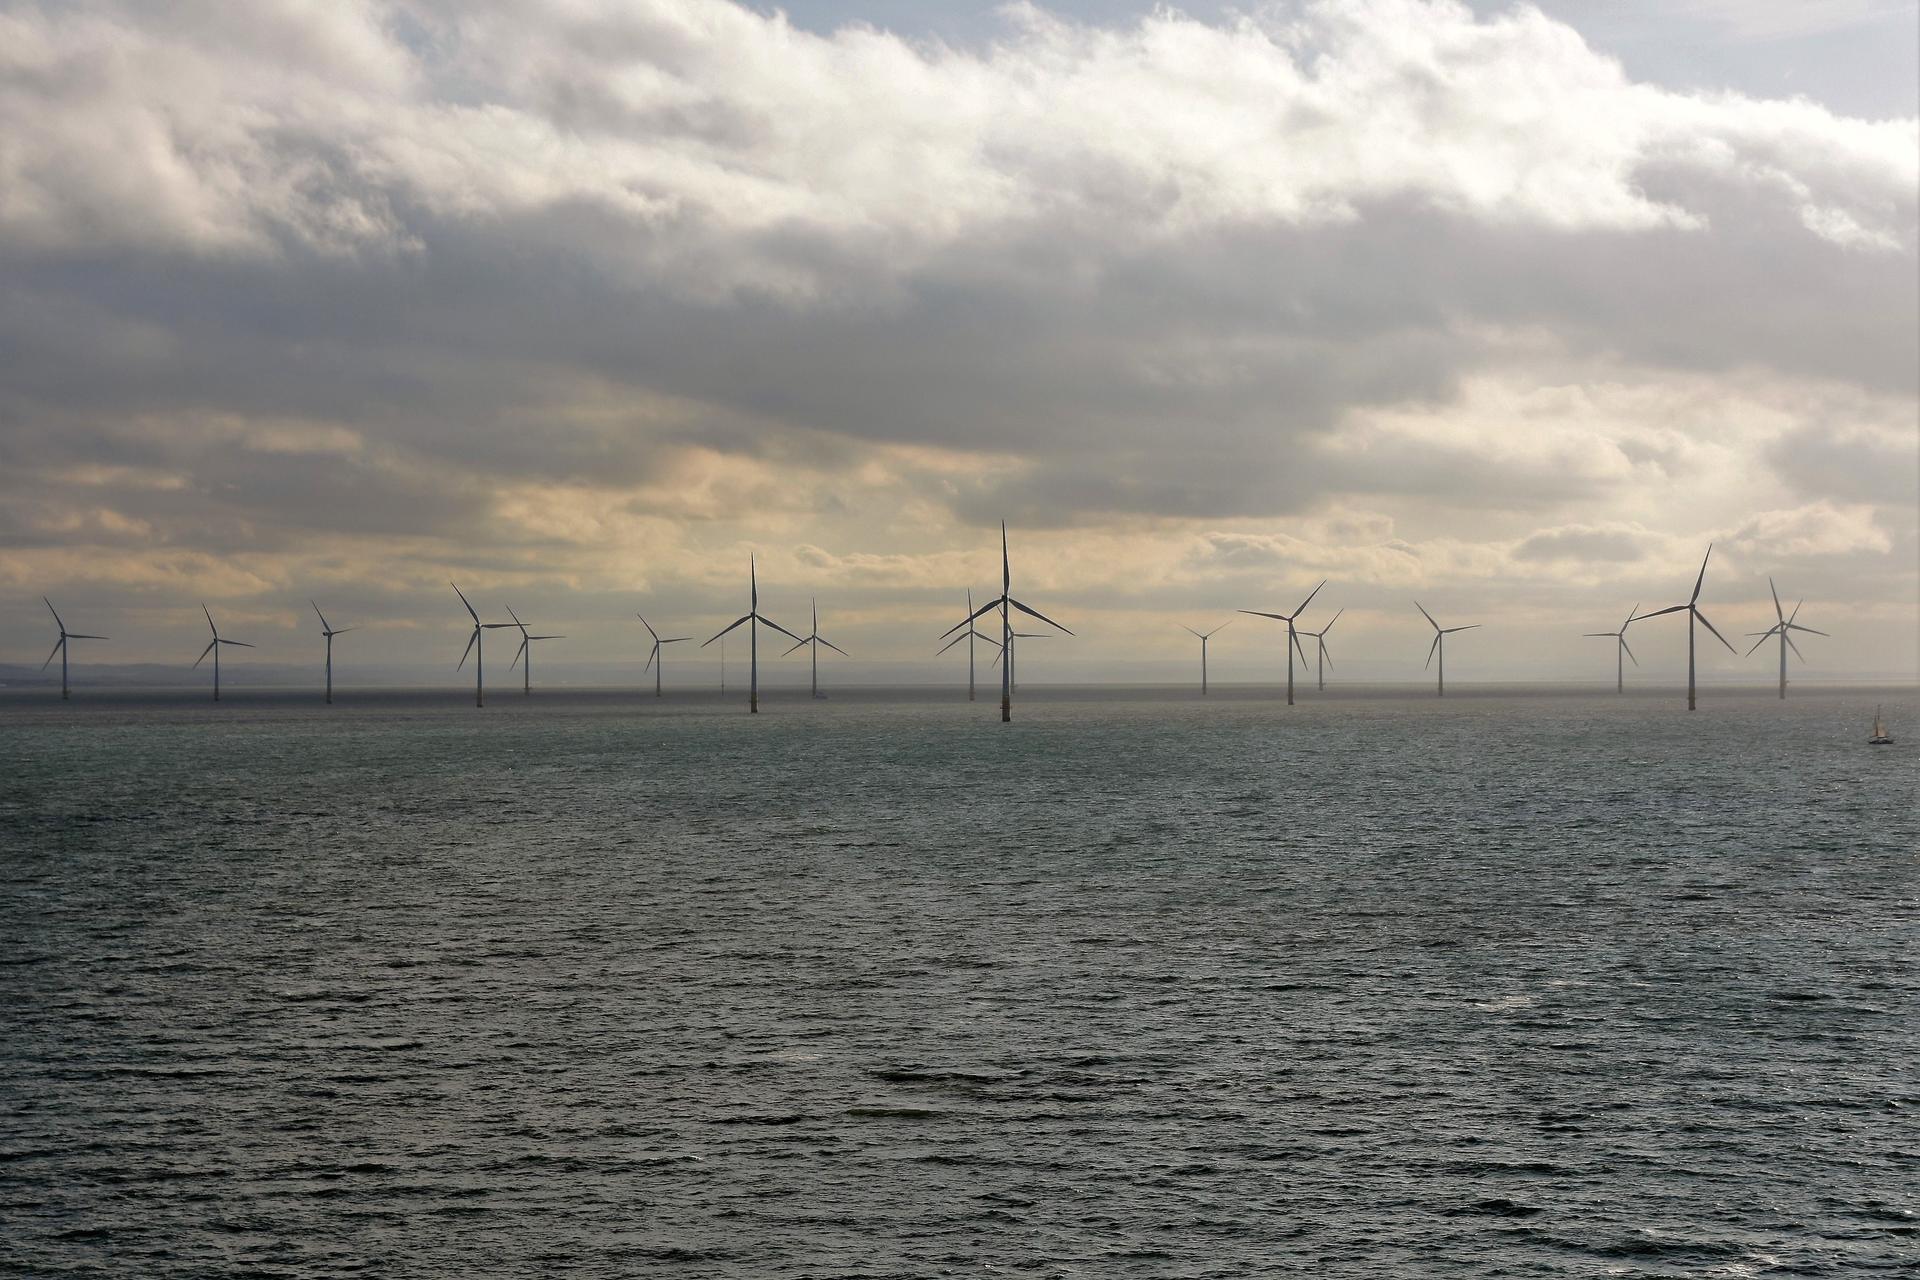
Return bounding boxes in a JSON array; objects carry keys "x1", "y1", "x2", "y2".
[{"x1": 2, "y1": 684, "x2": 1915, "y2": 1278}]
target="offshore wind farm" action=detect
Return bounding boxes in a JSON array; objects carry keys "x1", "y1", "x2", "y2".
[{"x1": 2, "y1": 2, "x2": 1915, "y2": 1278}]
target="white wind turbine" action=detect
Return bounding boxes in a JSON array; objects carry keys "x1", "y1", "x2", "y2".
[
  {"x1": 935, "y1": 588, "x2": 1001, "y2": 701},
  {"x1": 782, "y1": 598, "x2": 848, "y2": 699},
  {"x1": 453, "y1": 582, "x2": 514, "y2": 708},
  {"x1": 1415, "y1": 602, "x2": 1479, "y2": 697},
  {"x1": 1240, "y1": 581, "x2": 1324, "y2": 705},
  {"x1": 1583, "y1": 604, "x2": 1638, "y2": 694},
  {"x1": 1745, "y1": 578, "x2": 1827, "y2": 700},
  {"x1": 1299, "y1": 608, "x2": 1342, "y2": 692},
  {"x1": 1631, "y1": 545, "x2": 1736, "y2": 711},
  {"x1": 1180, "y1": 620, "x2": 1231, "y2": 695},
  {"x1": 504, "y1": 605, "x2": 564, "y2": 696},
  {"x1": 41, "y1": 598, "x2": 107, "y2": 700},
  {"x1": 193, "y1": 605, "x2": 254, "y2": 701},
  {"x1": 637, "y1": 614, "x2": 690, "y2": 697},
  {"x1": 703, "y1": 555, "x2": 802, "y2": 714},
  {"x1": 311, "y1": 600, "x2": 355, "y2": 704},
  {"x1": 941, "y1": 522, "x2": 1071, "y2": 722}
]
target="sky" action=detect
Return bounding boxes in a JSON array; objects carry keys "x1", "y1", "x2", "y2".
[{"x1": 1, "y1": 0, "x2": 1915, "y2": 688}]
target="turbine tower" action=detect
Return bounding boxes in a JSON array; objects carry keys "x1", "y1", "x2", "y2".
[
  {"x1": 1415, "y1": 602, "x2": 1479, "y2": 697},
  {"x1": 504, "y1": 605, "x2": 564, "y2": 696},
  {"x1": 453, "y1": 582, "x2": 514, "y2": 708},
  {"x1": 1299, "y1": 608, "x2": 1342, "y2": 692},
  {"x1": 1240, "y1": 581, "x2": 1325, "y2": 705},
  {"x1": 782, "y1": 598, "x2": 848, "y2": 699},
  {"x1": 1583, "y1": 604, "x2": 1638, "y2": 693},
  {"x1": 941, "y1": 522, "x2": 1071, "y2": 723},
  {"x1": 935, "y1": 588, "x2": 1001, "y2": 701},
  {"x1": 311, "y1": 601, "x2": 355, "y2": 704},
  {"x1": 193, "y1": 605, "x2": 254, "y2": 702},
  {"x1": 1181, "y1": 620, "x2": 1231, "y2": 695},
  {"x1": 1745, "y1": 578, "x2": 1826, "y2": 699},
  {"x1": 637, "y1": 614, "x2": 689, "y2": 697},
  {"x1": 1631, "y1": 544, "x2": 1736, "y2": 711},
  {"x1": 41, "y1": 598, "x2": 106, "y2": 700},
  {"x1": 703, "y1": 555, "x2": 802, "y2": 714}
]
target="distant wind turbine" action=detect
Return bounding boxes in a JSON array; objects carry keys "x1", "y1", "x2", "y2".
[
  {"x1": 1583, "y1": 604, "x2": 1638, "y2": 693},
  {"x1": 941, "y1": 522, "x2": 1071, "y2": 722},
  {"x1": 991, "y1": 630, "x2": 1052, "y2": 692},
  {"x1": 1745, "y1": 578, "x2": 1827, "y2": 699},
  {"x1": 935, "y1": 588, "x2": 1001, "y2": 701},
  {"x1": 453, "y1": 582, "x2": 514, "y2": 708},
  {"x1": 1631, "y1": 544, "x2": 1736, "y2": 711},
  {"x1": 504, "y1": 605, "x2": 564, "y2": 695},
  {"x1": 1181, "y1": 620, "x2": 1231, "y2": 695},
  {"x1": 193, "y1": 604, "x2": 254, "y2": 702},
  {"x1": 1240, "y1": 581, "x2": 1325, "y2": 705},
  {"x1": 1415, "y1": 602, "x2": 1479, "y2": 698},
  {"x1": 637, "y1": 614, "x2": 689, "y2": 697},
  {"x1": 41, "y1": 598, "x2": 106, "y2": 700},
  {"x1": 703, "y1": 555, "x2": 802, "y2": 714},
  {"x1": 1299, "y1": 608, "x2": 1342, "y2": 692},
  {"x1": 311, "y1": 600, "x2": 355, "y2": 704},
  {"x1": 782, "y1": 598, "x2": 848, "y2": 699}
]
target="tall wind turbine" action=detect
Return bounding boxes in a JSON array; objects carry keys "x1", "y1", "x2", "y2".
[
  {"x1": 504, "y1": 605, "x2": 564, "y2": 696},
  {"x1": 41, "y1": 598, "x2": 106, "y2": 701},
  {"x1": 703, "y1": 555, "x2": 802, "y2": 714},
  {"x1": 311, "y1": 600, "x2": 355, "y2": 704},
  {"x1": 1240, "y1": 581, "x2": 1324, "y2": 705},
  {"x1": 1415, "y1": 602, "x2": 1479, "y2": 697},
  {"x1": 1181, "y1": 620, "x2": 1231, "y2": 695},
  {"x1": 453, "y1": 582, "x2": 513, "y2": 708},
  {"x1": 193, "y1": 605, "x2": 254, "y2": 702},
  {"x1": 1745, "y1": 578, "x2": 1826, "y2": 699},
  {"x1": 991, "y1": 630, "x2": 1052, "y2": 692},
  {"x1": 1583, "y1": 605, "x2": 1638, "y2": 693},
  {"x1": 941, "y1": 522, "x2": 1071, "y2": 722},
  {"x1": 935, "y1": 588, "x2": 1001, "y2": 701},
  {"x1": 1631, "y1": 545, "x2": 1736, "y2": 711},
  {"x1": 782, "y1": 598, "x2": 848, "y2": 699},
  {"x1": 637, "y1": 614, "x2": 689, "y2": 697},
  {"x1": 1299, "y1": 608, "x2": 1342, "y2": 692}
]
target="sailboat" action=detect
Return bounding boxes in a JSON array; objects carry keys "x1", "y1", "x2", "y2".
[{"x1": 1868, "y1": 706, "x2": 1892, "y2": 745}]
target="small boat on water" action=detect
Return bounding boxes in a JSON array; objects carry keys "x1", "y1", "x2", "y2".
[{"x1": 1868, "y1": 706, "x2": 1893, "y2": 745}]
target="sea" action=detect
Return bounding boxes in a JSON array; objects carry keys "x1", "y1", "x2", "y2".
[{"x1": 2, "y1": 684, "x2": 1914, "y2": 1278}]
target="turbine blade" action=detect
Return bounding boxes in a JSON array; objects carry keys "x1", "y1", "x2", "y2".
[
  {"x1": 41, "y1": 640, "x2": 62, "y2": 670},
  {"x1": 974, "y1": 631, "x2": 1002, "y2": 648},
  {"x1": 1183, "y1": 626, "x2": 1204, "y2": 638},
  {"x1": 1620, "y1": 637, "x2": 1637, "y2": 666},
  {"x1": 458, "y1": 628, "x2": 478, "y2": 670},
  {"x1": 941, "y1": 597, "x2": 1003, "y2": 638},
  {"x1": 782, "y1": 638, "x2": 810, "y2": 656},
  {"x1": 935, "y1": 632, "x2": 968, "y2": 655},
  {"x1": 66, "y1": 634, "x2": 108, "y2": 641},
  {"x1": 637, "y1": 614, "x2": 659, "y2": 641},
  {"x1": 1690, "y1": 543, "x2": 1712, "y2": 604},
  {"x1": 1292, "y1": 629, "x2": 1311, "y2": 667},
  {"x1": 703, "y1": 615, "x2": 752, "y2": 646},
  {"x1": 1621, "y1": 602, "x2": 1638, "y2": 633},
  {"x1": 758, "y1": 616, "x2": 807, "y2": 644},
  {"x1": 1631, "y1": 604, "x2": 1689, "y2": 621},
  {"x1": 330, "y1": 627, "x2": 356, "y2": 636},
  {"x1": 1786, "y1": 599, "x2": 1804, "y2": 627},
  {"x1": 1425, "y1": 633, "x2": 1439, "y2": 669},
  {"x1": 645, "y1": 644, "x2": 658, "y2": 672},
  {"x1": 510, "y1": 640, "x2": 526, "y2": 670},
  {"x1": 202, "y1": 603, "x2": 217, "y2": 637},
  {"x1": 1213, "y1": 618, "x2": 1233, "y2": 635},
  {"x1": 1238, "y1": 610, "x2": 1288, "y2": 622},
  {"x1": 1008, "y1": 598, "x2": 1072, "y2": 634},
  {"x1": 44, "y1": 597, "x2": 64, "y2": 631},
  {"x1": 1769, "y1": 576, "x2": 1783, "y2": 623},
  {"x1": 1445, "y1": 625, "x2": 1480, "y2": 633},
  {"x1": 312, "y1": 600, "x2": 331, "y2": 631},
  {"x1": 663, "y1": 637, "x2": 690, "y2": 644},
  {"x1": 1414, "y1": 601, "x2": 1439, "y2": 630},
  {"x1": 222, "y1": 640, "x2": 255, "y2": 649},
  {"x1": 452, "y1": 582, "x2": 478, "y2": 623},
  {"x1": 1321, "y1": 642, "x2": 1334, "y2": 670},
  {"x1": 1694, "y1": 608, "x2": 1736, "y2": 653},
  {"x1": 531, "y1": 635, "x2": 564, "y2": 641},
  {"x1": 819, "y1": 638, "x2": 849, "y2": 657},
  {"x1": 193, "y1": 640, "x2": 216, "y2": 668},
  {"x1": 1321, "y1": 609, "x2": 1341, "y2": 634},
  {"x1": 1293, "y1": 579, "x2": 1326, "y2": 616},
  {"x1": 1785, "y1": 632, "x2": 1806, "y2": 663},
  {"x1": 1745, "y1": 630, "x2": 1775, "y2": 657},
  {"x1": 1788, "y1": 624, "x2": 1828, "y2": 637},
  {"x1": 1583, "y1": 633, "x2": 1616, "y2": 638},
  {"x1": 506, "y1": 604, "x2": 523, "y2": 628}
]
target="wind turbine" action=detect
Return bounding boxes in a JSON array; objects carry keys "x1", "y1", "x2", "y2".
[
  {"x1": 941, "y1": 522, "x2": 1071, "y2": 722},
  {"x1": 703, "y1": 555, "x2": 802, "y2": 713},
  {"x1": 193, "y1": 605, "x2": 254, "y2": 701},
  {"x1": 637, "y1": 614, "x2": 690, "y2": 697},
  {"x1": 1631, "y1": 544, "x2": 1735, "y2": 711},
  {"x1": 41, "y1": 598, "x2": 106, "y2": 700},
  {"x1": 1414, "y1": 602, "x2": 1479, "y2": 697},
  {"x1": 1240, "y1": 581, "x2": 1324, "y2": 705},
  {"x1": 453, "y1": 582, "x2": 514, "y2": 708},
  {"x1": 311, "y1": 600, "x2": 355, "y2": 704},
  {"x1": 1745, "y1": 578, "x2": 1827, "y2": 699},
  {"x1": 1583, "y1": 605, "x2": 1638, "y2": 693},
  {"x1": 782, "y1": 598, "x2": 848, "y2": 699},
  {"x1": 1299, "y1": 608, "x2": 1342, "y2": 692},
  {"x1": 935, "y1": 588, "x2": 1001, "y2": 701},
  {"x1": 504, "y1": 605, "x2": 564, "y2": 696},
  {"x1": 991, "y1": 630, "x2": 1052, "y2": 692},
  {"x1": 1180, "y1": 620, "x2": 1231, "y2": 695}
]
